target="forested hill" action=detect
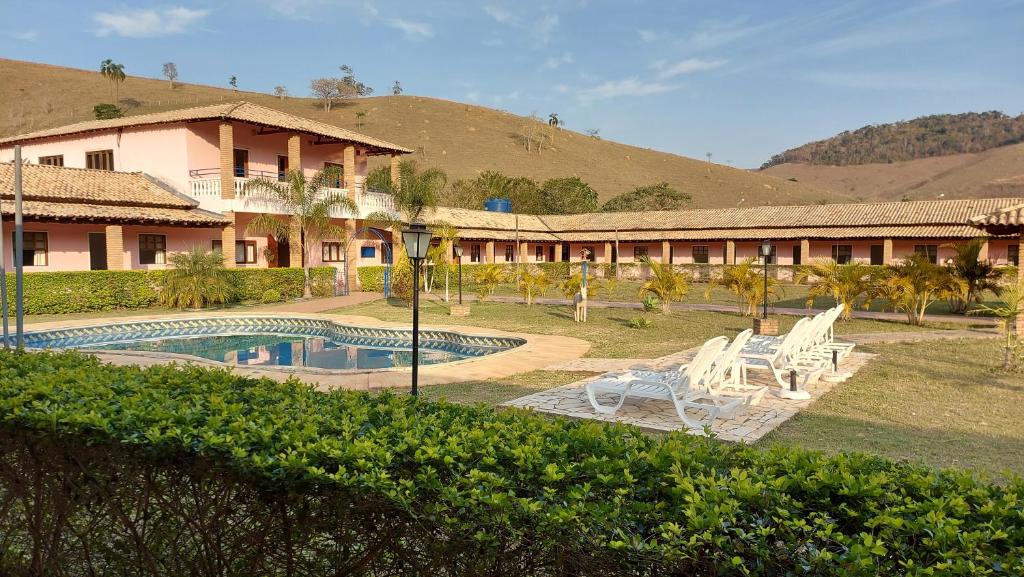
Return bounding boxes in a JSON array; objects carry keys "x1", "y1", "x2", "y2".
[{"x1": 761, "y1": 111, "x2": 1024, "y2": 168}]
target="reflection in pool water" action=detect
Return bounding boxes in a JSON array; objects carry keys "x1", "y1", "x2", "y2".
[{"x1": 96, "y1": 334, "x2": 466, "y2": 370}]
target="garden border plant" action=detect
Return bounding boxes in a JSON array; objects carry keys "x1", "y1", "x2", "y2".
[{"x1": 0, "y1": 350, "x2": 1021, "y2": 576}]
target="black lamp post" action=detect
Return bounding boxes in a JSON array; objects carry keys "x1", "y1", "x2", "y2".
[
  {"x1": 402, "y1": 221, "x2": 433, "y2": 396},
  {"x1": 761, "y1": 240, "x2": 772, "y2": 320},
  {"x1": 453, "y1": 243, "x2": 463, "y2": 305}
]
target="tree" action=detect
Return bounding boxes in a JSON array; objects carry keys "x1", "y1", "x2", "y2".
[
  {"x1": 969, "y1": 279, "x2": 1024, "y2": 370},
  {"x1": 159, "y1": 247, "x2": 234, "y2": 309},
  {"x1": 794, "y1": 260, "x2": 874, "y2": 320},
  {"x1": 945, "y1": 238, "x2": 1005, "y2": 313},
  {"x1": 705, "y1": 259, "x2": 781, "y2": 316},
  {"x1": 601, "y1": 182, "x2": 692, "y2": 212},
  {"x1": 585, "y1": 128, "x2": 600, "y2": 139},
  {"x1": 548, "y1": 113, "x2": 560, "y2": 127},
  {"x1": 310, "y1": 78, "x2": 341, "y2": 111},
  {"x1": 162, "y1": 62, "x2": 178, "y2": 89},
  {"x1": 429, "y1": 221, "x2": 459, "y2": 302},
  {"x1": 539, "y1": 177, "x2": 599, "y2": 214},
  {"x1": 867, "y1": 253, "x2": 965, "y2": 325},
  {"x1": 518, "y1": 265, "x2": 550, "y2": 305},
  {"x1": 355, "y1": 111, "x2": 367, "y2": 129},
  {"x1": 273, "y1": 86, "x2": 288, "y2": 100},
  {"x1": 637, "y1": 255, "x2": 689, "y2": 313},
  {"x1": 392, "y1": 80, "x2": 403, "y2": 96},
  {"x1": 338, "y1": 64, "x2": 373, "y2": 98},
  {"x1": 242, "y1": 166, "x2": 358, "y2": 298},
  {"x1": 229, "y1": 76, "x2": 237, "y2": 90},
  {"x1": 100, "y1": 59, "x2": 126, "y2": 103},
  {"x1": 472, "y1": 264, "x2": 508, "y2": 301},
  {"x1": 93, "y1": 103, "x2": 123, "y2": 120}
]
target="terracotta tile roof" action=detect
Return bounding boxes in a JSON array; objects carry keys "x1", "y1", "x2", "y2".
[
  {"x1": 1, "y1": 163, "x2": 228, "y2": 226},
  {"x1": 430, "y1": 198, "x2": 1024, "y2": 241},
  {"x1": 0, "y1": 101, "x2": 413, "y2": 154},
  {"x1": 968, "y1": 203, "x2": 1024, "y2": 235}
]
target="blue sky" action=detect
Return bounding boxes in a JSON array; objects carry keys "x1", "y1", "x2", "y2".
[{"x1": 2, "y1": 0, "x2": 1022, "y2": 167}]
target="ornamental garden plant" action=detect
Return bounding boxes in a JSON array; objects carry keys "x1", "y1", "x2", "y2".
[{"x1": 1, "y1": 350, "x2": 1021, "y2": 576}]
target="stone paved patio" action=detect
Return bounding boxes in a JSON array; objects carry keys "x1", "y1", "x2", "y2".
[{"x1": 507, "y1": 349, "x2": 875, "y2": 443}]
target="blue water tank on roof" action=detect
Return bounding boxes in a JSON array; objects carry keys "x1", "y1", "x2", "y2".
[{"x1": 484, "y1": 198, "x2": 512, "y2": 213}]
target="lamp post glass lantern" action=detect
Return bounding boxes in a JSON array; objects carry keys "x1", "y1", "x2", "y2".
[
  {"x1": 402, "y1": 222, "x2": 433, "y2": 396},
  {"x1": 453, "y1": 244, "x2": 463, "y2": 305},
  {"x1": 760, "y1": 240, "x2": 772, "y2": 320}
]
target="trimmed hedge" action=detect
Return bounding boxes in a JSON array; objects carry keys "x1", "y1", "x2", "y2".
[
  {"x1": 0, "y1": 350, "x2": 1021, "y2": 576},
  {"x1": 2, "y1": 267, "x2": 338, "y2": 314}
]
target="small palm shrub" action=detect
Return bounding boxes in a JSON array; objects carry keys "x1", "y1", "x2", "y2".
[
  {"x1": 868, "y1": 253, "x2": 965, "y2": 325},
  {"x1": 637, "y1": 255, "x2": 688, "y2": 313},
  {"x1": 472, "y1": 264, "x2": 508, "y2": 297},
  {"x1": 518, "y1": 265, "x2": 550, "y2": 305},
  {"x1": 705, "y1": 258, "x2": 782, "y2": 316},
  {"x1": 641, "y1": 295, "x2": 659, "y2": 312},
  {"x1": 558, "y1": 271, "x2": 602, "y2": 299},
  {"x1": 945, "y1": 238, "x2": 1005, "y2": 313},
  {"x1": 629, "y1": 316, "x2": 652, "y2": 329},
  {"x1": 795, "y1": 259, "x2": 873, "y2": 320},
  {"x1": 158, "y1": 247, "x2": 234, "y2": 309},
  {"x1": 969, "y1": 279, "x2": 1024, "y2": 370}
]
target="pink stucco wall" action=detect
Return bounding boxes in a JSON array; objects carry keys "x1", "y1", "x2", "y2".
[{"x1": 121, "y1": 225, "x2": 224, "y2": 270}]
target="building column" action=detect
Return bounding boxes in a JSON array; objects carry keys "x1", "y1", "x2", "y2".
[
  {"x1": 390, "y1": 153, "x2": 401, "y2": 191},
  {"x1": 978, "y1": 239, "x2": 990, "y2": 262},
  {"x1": 220, "y1": 213, "x2": 236, "y2": 268},
  {"x1": 346, "y1": 220, "x2": 360, "y2": 291},
  {"x1": 661, "y1": 240, "x2": 671, "y2": 264},
  {"x1": 485, "y1": 240, "x2": 495, "y2": 263},
  {"x1": 883, "y1": 238, "x2": 894, "y2": 264},
  {"x1": 105, "y1": 225, "x2": 124, "y2": 270},
  {"x1": 287, "y1": 133, "x2": 301, "y2": 178},
  {"x1": 343, "y1": 144, "x2": 357, "y2": 202},
  {"x1": 219, "y1": 122, "x2": 235, "y2": 200},
  {"x1": 604, "y1": 242, "x2": 613, "y2": 264},
  {"x1": 800, "y1": 239, "x2": 810, "y2": 264},
  {"x1": 552, "y1": 243, "x2": 562, "y2": 263},
  {"x1": 520, "y1": 242, "x2": 528, "y2": 263},
  {"x1": 289, "y1": 217, "x2": 303, "y2": 268},
  {"x1": 725, "y1": 240, "x2": 736, "y2": 265}
]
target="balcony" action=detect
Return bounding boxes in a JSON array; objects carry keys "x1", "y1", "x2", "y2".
[{"x1": 187, "y1": 174, "x2": 394, "y2": 219}]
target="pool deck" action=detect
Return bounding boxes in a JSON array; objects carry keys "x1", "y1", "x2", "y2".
[{"x1": 23, "y1": 311, "x2": 591, "y2": 391}]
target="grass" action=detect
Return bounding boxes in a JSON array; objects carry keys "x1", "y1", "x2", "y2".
[
  {"x1": 333, "y1": 299, "x2": 944, "y2": 359},
  {"x1": 422, "y1": 370, "x2": 597, "y2": 405},
  {"x1": 760, "y1": 338, "x2": 1024, "y2": 478},
  {"x1": 0, "y1": 58, "x2": 836, "y2": 208}
]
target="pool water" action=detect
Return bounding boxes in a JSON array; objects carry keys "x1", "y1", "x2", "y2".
[{"x1": 96, "y1": 334, "x2": 468, "y2": 370}]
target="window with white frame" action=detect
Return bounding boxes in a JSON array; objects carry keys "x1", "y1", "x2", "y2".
[
  {"x1": 504, "y1": 244, "x2": 514, "y2": 262},
  {"x1": 14, "y1": 231, "x2": 48, "y2": 266},
  {"x1": 139, "y1": 234, "x2": 166, "y2": 265},
  {"x1": 322, "y1": 241, "x2": 343, "y2": 263}
]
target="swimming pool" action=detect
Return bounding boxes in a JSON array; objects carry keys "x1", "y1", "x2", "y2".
[{"x1": 24, "y1": 316, "x2": 525, "y2": 371}]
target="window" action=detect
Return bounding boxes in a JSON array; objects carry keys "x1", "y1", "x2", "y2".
[
  {"x1": 1007, "y1": 244, "x2": 1019, "y2": 266},
  {"x1": 322, "y1": 242, "x2": 343, "y2": 263},
  {"x1": 633, "y1": 246, "x2": 648, "y2": 260},
  {"x1": 831, "y1": 245, "x2": 853, "y2": 264},
  {"x1": 12, "y1": 231, "x2": 47, "y2": 266},
  {"x1": 85, "y1": 149, "x2": 114, "y2": 170},
  {"x1": 792, "y1": 245, "x2": 802, "y2": 266},
  {"x1": 277, "y1": 155, "x2": 288, "y2": 181},
  {"x1": 360, "y1": 245, "x2": 376, "y2": 259},
  {"x1": 38, "y1": 155, "x2": 64, "y2": 167},
  {"x1": 212, "y1": 239, "x2": 223, "y2": 253},
  {"x1": 504, "y1": 244, "x2": 514, "y2": 262},
  {"x1": 535, "y1": 245, "x2": 545, "y2": 262},
  {"x1": 471, "y1": 244, "x2": 481, "y2": 263},
  {"x1": 870, "y1": 244, "x2": 884, "y2": 266},
  {"x1": 324, "y1": 162, "x2": 343, "y2": 188},
  {"x1": 139, "y1": 234, "x2": 166, "y2": 265},
  {"x1": 914, "y1": 244, "x2": 938, "y2": 264},
  {"x1": 233, "y1": 240, "x2": 257, "y2": 264},
  {"x1": 233, "y1": 149, "x2": 248, "y2": 177},
  {"x1": 583, "y1": 246, "x2": 596, "y2": 262},
  {"x1": 692, "y1": 245, "x2": 709, "y2": 264}
]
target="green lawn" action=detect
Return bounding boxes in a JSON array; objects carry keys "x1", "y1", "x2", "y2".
[
  {"x1": 335, "y1": 299, "x2": 951, "y2": 358},
  {"x1": 333, "y1": 298, "x2": 1020, "y2": 478}
]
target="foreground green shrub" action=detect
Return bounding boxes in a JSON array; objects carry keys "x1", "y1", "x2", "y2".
[
  {"x1": 1, "y1": 350, "x2": 1021, "y2": 576},
  {"x1": 159, "y1": 248, "x2": 234, "y2": 309}
]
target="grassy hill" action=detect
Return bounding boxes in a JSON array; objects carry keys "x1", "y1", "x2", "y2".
[
  {"x1": 0, "y1": 58, "x2": 838, "y2": 209},
  {"x1": 762, "y1": 111, "x2": 1024, "y2": 168},
  {"x1": 762, "y1": 142, "x2": 1024, "y2": 202}
]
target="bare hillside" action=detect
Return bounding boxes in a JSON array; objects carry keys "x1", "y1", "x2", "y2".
[{"x1": 0, "y1": 58, "x2": 840, "y2": 209}]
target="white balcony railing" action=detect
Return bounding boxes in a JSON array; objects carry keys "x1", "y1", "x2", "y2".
[{"x1": 187, "y1": 178, "x2": 395, "y2": 218}]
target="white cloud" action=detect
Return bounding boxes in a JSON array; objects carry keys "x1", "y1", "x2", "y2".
[
  {"x1": 654, "y1": 57, "x2": 726, "y2": 78},
  {"x1": 483, "y1": 4, "x2": 516, "y2": 24},
  {"x1": 577, "y1": 78, "x2": 679, "y2": 101},
  {"x1": 637, "y1": 29, "x2": 660, "y2": 43},
  {"x1": 540, "y1": 52, "x2": 574, "y2": 71},
  {"x1": 94, "y1": 6, "x2": 209, "y2": 38},
  {"x1": 387, "y1": 18, "x2": 434, "y2": 40},
  {"x1": 13, "y1": 30, "x2": 38, "y2": 41},
  {"x1": 533, "y1": 13, "x2": 559, "y2": 43}
]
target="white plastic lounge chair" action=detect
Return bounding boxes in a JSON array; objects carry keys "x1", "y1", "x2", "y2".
[
  {"x1": 703, "y1": 329, "x2": 768, "y2": 406},
  {"x1": 585, "y1": 336, "x2": 744, "y2": 429},
  {"x1": 739, "y1": 317, "x2": 822, "y2": 388}
]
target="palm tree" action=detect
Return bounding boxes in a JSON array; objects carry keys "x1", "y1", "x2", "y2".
[
  {"x1": 428, "y1": 221, "x2": 459, "y2": 301},
  {"x1": 100, "y1": 60, "x2": 126, "y2": 103},
  {"x1": 969, "y1": 280, "x2": 1024, "y2": 370},
  {"x1": 794, "y1": 259, "x2": 874, "y2": 320},
  {"x1": 637, "y1": 255, "x2": 689, "y2": 313},
  {"x1": 159, "y1": 247, "x2": 234, "y2": 309},
  {"x1": 705, "y1": 258, "x2": 781, "y2": 316},
  {"x1": 518, "y1": 265, "x2": 550, "y2": 305},
  {"x1": 867, "y1": 253, "x2": 965, "y2": 325},
  {"x1": 243, "y1": 166, "x2": 357, "y2": 298},
  {"x1": 945, "y1": 238, "x2": 1005, "y2": 313}
]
